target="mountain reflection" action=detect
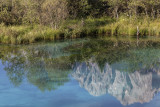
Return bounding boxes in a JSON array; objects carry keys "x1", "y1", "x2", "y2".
[
  {"x1": 1, "y1": 38, "x2": 160, "y2": 106},
  {"x1": 69, "y1": 38, "x2": 160, "y2": 105},
  {"x1": 72, "y1": 61, "x2": 160, "y2": 105}
]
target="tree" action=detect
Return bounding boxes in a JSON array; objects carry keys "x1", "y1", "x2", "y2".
[
  {"x1": 88, "y1": 0, "x2": 108, "y2": 17},
  {"x1": 106, "y1": 0, "x2": 126, "y2": 19},
  {"x1": 67, "y1": 0, "x2": 91, "y2": 18},
  {"x1": 128, "y1": 0, "x2": 141, "y2": 17},
  {"x1": 145, "y1": 0, "x2": 160, "y2": 18},
  {"x1": 42, "y1": 0, "x2": 68, "y2": 29}
]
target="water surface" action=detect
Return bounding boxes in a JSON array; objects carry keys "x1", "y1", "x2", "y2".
[{"x1": 1, "y1": 38, "x2": 160, "y2": 107}]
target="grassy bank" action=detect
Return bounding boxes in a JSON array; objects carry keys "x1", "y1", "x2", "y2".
[
  {"x1": 1, "y1": 16, "x2": 160, "y2": 44},
  {"x1": 0, "y1": 17, "x2": 113, "y2": 44},
  {"x1": 0, "y1": 24, "x2": 63, "y2": 44},
  {"x1": 100, "y1": 16, "x2": 160, "y2": 37}
]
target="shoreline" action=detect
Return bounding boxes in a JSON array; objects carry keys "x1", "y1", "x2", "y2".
[{"x1": 1, "y1": 17, "x2": 160, "y2": 44}]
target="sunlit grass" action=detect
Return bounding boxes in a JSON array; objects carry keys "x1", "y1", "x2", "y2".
[
  {"x1": 101, "y1": 16, "x2": 160, "y2": 37},
  {"x1": 1, "y1": 16, "x2": 160, "y2": 44},
  {"x1": 0, "y1": 24, "x2": 62, "y2": 44}
]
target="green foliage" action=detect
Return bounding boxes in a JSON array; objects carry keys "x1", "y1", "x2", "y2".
[
  {"x1": 1, "y1": 0, "x2": 160, "y2": 44},
  {"x1": 1, "y1": 0, "x2": 160, "y2": 24}
]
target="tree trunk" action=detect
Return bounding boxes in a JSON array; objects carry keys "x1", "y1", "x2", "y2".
[
  {"x1": 152, "y1": 7, "x2": 155, "y2": 19},
  {"x1": 55, "y1": 23, "x2": 57, "y2": 30},
  {"x1": 114, "y1": 6, "x2": 119, "y2": 20},
  {"x1": 145, "y1": 7, "x2": 148, "y2": 17},
  {"x1": 157, "y1": 10, "x2": 160, "y2": 18},
  {"x1": 134, "y1": 7, "x2": 137, "y2": 17}
]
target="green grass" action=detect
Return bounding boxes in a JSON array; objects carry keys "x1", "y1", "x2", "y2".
[
  {"x1": 0, "y1": 17, "x2": 113, "y2": 44},
  {"x1": 0, "y1": 24, "x2": 62, "y2": 44},
  {"x1": 100, "y1": 16, "x2": 160, "y2": 37},
  {"x1": 1, "y1": 16, "x2": 160, "y2": 44}
]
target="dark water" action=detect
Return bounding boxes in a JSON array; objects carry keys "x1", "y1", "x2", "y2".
[{"x1": 1, "y1": 38, "x2": 160, "y2": 107}]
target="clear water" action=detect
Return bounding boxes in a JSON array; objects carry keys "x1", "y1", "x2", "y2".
[{"x1": 1, "y1": 38, "x2": 160, "y2": 107}]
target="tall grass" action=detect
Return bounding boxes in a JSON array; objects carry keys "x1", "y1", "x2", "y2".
[
  {"x1": 0, "y1": 17, "x2": 113, "y2": 44},
  {"x1": 0, "y1": 24, "x2": 63, "y2": 44},
  {"x1": 100, "y1": 16, "x2": 160, "y2": 37},
  {"x1": 1, "y1": 16, "x2": 160, "y2": 44}
]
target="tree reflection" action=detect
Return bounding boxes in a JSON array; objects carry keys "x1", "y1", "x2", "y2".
[
  {"x1": 0, "y1": 42, "x2": 73, "y2": 91},
  {"x1": 26, "y1": 56, "x2": 72, "y2": 91},
  {"x1": 66, "y1": 38, "x2": 160, "y2": 72},
  {"x1": 0, "y1": 46, "x2": 26, "y2": 86}
]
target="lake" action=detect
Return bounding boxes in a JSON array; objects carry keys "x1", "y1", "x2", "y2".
[{"x1": 1, "y1": 37, "x2": 160, "y2": 107}]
